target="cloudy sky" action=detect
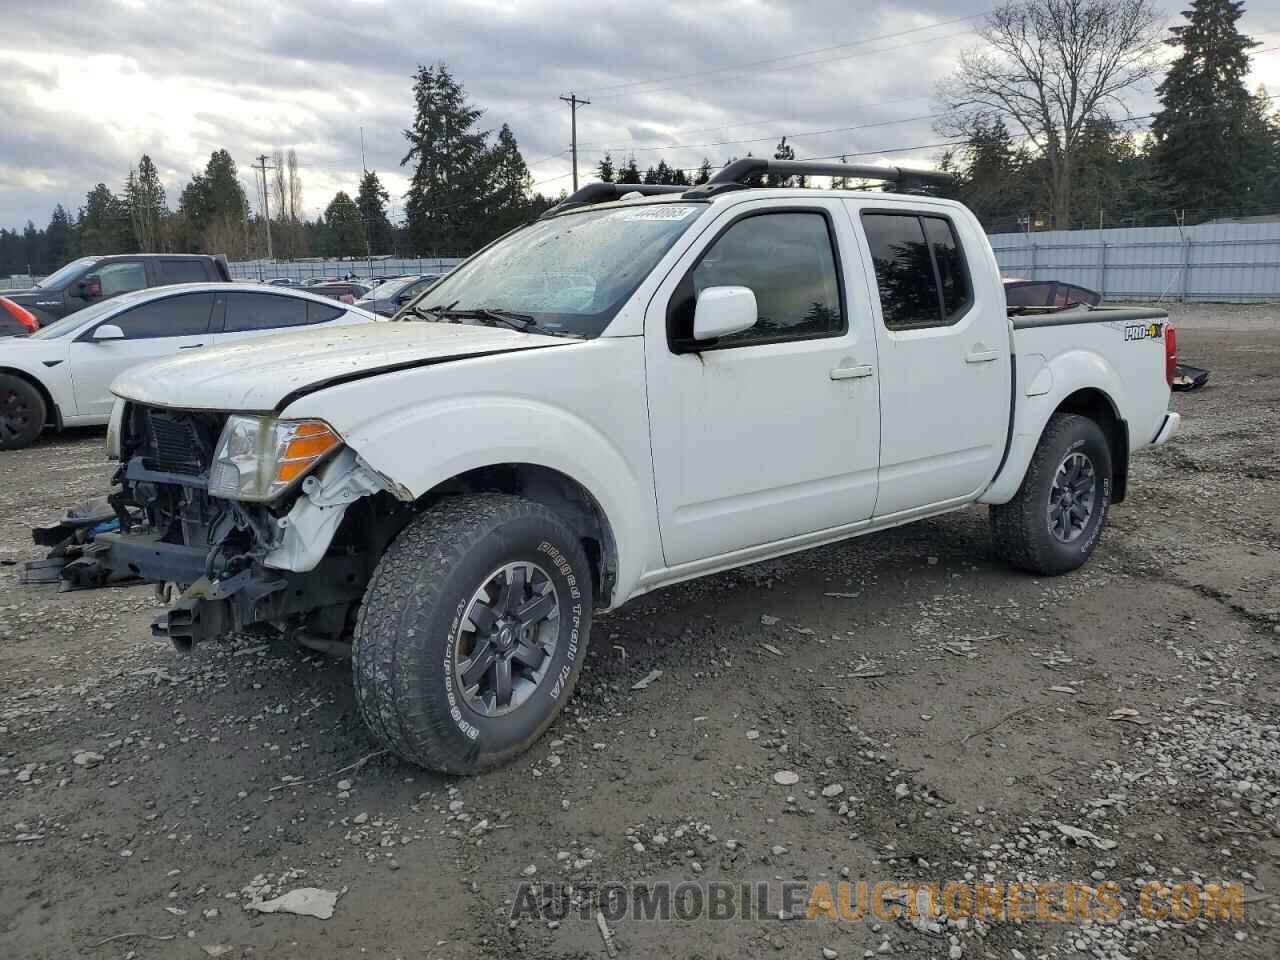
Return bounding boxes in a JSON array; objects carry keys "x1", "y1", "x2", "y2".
[{"x1": 2, "y1": 0, "x2": 1278, "y2": 230}]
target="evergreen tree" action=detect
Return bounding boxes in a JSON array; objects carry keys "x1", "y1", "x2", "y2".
[
  {"x1": 596, "y1": 154, "x2": 616, "y2": 183},
  {"x1": 768, "y1": 137, "x2": 797, "y2": 187},
  {"x1": 22, "y1": 221, "x2": 45, "y2": 274},
  {"x1": 45, "y1": 204, "x2": 78, "y2": 267},
  {"x1": 401, "y1": 62, "x2": 490, "y2": 254},
  {"x1": 1150, "y1": 0, "x2": 1277, "y2": 218},
  {"x1": 617, "y1": 155, "x2": 642, "y2": 184},
  {"x1": 484, "y1": 123, "x2": 533, "y2": 239},
  {"x1": 694, "y1": 158, "x2": 713, "y2": 185},
  {"x1": 324, "y1": 191, "x2": 365, "y2": 256},
  {"x1": 356, "y1": 170, "x2": 394, "y2": 254},
  {"x1": 78, "y1": 183, "x2": 129, "y2": 254},
  {"x1": 178, "y1": 150, "x2": 249, "y2": 254},
  {"x1": 126, "y1": 154, "x2": 167, "y2": 251}
]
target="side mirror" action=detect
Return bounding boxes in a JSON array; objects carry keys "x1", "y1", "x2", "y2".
[
  {"x1": 92, "y1": 324, "x2": 125, "y2": 342},
  {"x1": 80, "y1": 276, "x2": 103, "y2": 299},
  {"x1": 693, "y1": 285, "x2": 758, "y2": 341}
]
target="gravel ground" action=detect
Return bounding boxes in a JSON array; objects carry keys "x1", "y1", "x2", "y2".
[{"x1": 2, "y1": 318, "x2": 1278, "y2": 960}]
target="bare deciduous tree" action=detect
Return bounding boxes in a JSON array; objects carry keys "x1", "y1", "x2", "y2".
[{"x1": 937, "y1": 0, "x2": 1161, "y2": 228}]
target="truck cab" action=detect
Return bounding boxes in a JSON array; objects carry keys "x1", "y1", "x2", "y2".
[{"x1": 1, "y1": 254, "x2": 232, "y2": 332}]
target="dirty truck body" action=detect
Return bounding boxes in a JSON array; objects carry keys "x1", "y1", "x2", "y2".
[{"x1": 96, "y1": 161, "x2": 1181, "y2": 773}]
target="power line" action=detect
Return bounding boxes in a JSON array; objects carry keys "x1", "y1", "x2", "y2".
[{"x1": 578, "y1": 11, "x2": 990, "y2": 97}]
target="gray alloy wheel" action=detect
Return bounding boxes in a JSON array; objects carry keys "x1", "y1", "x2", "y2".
[
  {"x1": 1047, "y1": 451, "x2": 1097, "y2": 543},
  {"x1": 453, "y1": 560, "x2": 560, "y2": 717}
]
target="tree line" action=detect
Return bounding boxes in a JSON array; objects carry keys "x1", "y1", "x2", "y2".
[
  {"x1": 938, "y1": 0, "x2": 1280, "y2": 231},
  {"x1": 4, "y1": 0, "x2": 1278, "y2": 278}
]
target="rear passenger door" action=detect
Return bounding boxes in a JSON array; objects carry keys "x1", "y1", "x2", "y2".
[
  {"x1": 849, "y1": 203, "x2": 1011, "y2": 517},
  {"x1": 217, "y1": 292, "x2": 348, "y2": 343}
]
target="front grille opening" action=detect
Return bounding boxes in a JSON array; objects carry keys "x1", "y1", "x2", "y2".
[{"x1": 139, "y1": 409, "x2": 226, "y2": 477}]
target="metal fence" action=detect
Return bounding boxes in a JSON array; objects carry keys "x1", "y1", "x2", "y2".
[
  {"x1": 225, "y1": 257, "x2": 466, "y2": 283},
  {"x1": 989, "y1": 221, "x2": 1280, "y2": 303}
]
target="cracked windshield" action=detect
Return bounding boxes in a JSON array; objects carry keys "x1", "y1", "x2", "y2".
[{"x1": 405, "y1": 203, "x2": 705, "y2": 337}]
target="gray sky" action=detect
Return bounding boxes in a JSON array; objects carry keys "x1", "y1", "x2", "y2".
[{"x1": 2, "y1": 0, "x2": 1278, "y2": 229}]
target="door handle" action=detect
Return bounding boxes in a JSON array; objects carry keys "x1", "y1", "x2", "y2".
[
  {"x1": 830, "y1": 364, "x2": 874, "y2": 380},
  {"x1": 965, "y1": 349, "x2": 1000, "y2": 363},
  {"x1": 179, "y1": 343, "x2": 205, "y2": 350}
]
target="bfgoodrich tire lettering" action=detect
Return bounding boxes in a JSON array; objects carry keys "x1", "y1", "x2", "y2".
[
  {"x1": 990, "y1": 413, "x2": 1113, "y2": 576},
  {"x1": 352, "y1": 494, "x2": 592, "y2": 773}
]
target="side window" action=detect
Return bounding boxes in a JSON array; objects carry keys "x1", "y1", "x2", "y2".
[
  {"x1": 922, "y1": 217, "x2": 971, "y2": 321},
  {"x1": 861, "y1": 213, "x2": 973, "y2": 330},
  {"x1": 96, "y1": 261, "x2": 147, "y2": 297},
  {"x1": 154, "y1": 260, "x2": 209, "y2": 285},
  {"x1": 307, "y1": 301, "x2": 346, "y2": 324},
  {"x1": 224, "y1": 293, "x2": 310, "y2": 332},
  {"x1": 668, "y1": 211, "x2": 844, "y2": 348},
  {"x1": 106, "y1": 293, "x2": 214, "y2": 340}
]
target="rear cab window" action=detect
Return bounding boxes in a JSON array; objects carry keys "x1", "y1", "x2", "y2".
[
  {"x1": 153, "y1": 260, "x2": 211, "y2": 285},
  {"x1": 860, "y1": 211, "x2": 973, "y2": 330}
]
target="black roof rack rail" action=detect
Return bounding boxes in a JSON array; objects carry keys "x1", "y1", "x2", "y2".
[
  {"x1": 542, "y1": 183, "x2": 687, "y2": 217},
  {"x1": 683, "y1": 158, "x2": 954, "y2": 198}
]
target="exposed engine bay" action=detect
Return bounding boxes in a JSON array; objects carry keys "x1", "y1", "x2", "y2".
[{"x1": 100, "y1": 403, "x2": 404, "y2": 651}]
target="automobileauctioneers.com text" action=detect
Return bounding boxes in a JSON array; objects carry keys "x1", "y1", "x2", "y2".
[{"x1": 512, "y1": 879, "x2": 1246, "y2": 924}]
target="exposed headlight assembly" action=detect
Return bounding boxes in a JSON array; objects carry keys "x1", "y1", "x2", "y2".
[{"x1": 207, "y1": 415, "x2": 342, "y2": 502}]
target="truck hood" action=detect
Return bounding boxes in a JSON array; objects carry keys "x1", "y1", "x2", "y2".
[{"x1": 110, "y1": 321, "x2": 575, "y2": 413}]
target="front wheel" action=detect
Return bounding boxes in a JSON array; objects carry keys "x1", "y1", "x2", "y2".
[
  {"x1": 990, "y1": 413, "x2": 1113, "y2": 575},
  {"x1": 0, "y1": 374, "x2": 46, "y2": 451},
  {"x1": 352, "y1": 494, "x2": 593, "y2": 773}
]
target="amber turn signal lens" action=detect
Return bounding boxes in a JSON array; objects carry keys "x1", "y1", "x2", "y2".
[{"x1": 272, "y1": 421, "x2": 341, "y2": 486}]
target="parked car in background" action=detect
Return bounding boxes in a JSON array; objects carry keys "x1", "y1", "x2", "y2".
[
  {"x1": 0, "y1": 283, "x2": 378, "y2": 450},
  {"x1": 0, "y1": 254, "x2": 232, "y2": 332},
  {"x1": 267, "y1": 277, "x2": 305, "y2": 287},
  {"x1": 357, "y1": 274, "x2": 440, "y2": 317},
  {"x1": 302, "y1": 281, "x2": 371, "y2": 304}
]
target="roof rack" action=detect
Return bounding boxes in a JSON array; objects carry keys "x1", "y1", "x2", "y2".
[
  {"x1": 684, "y1": 158, "x2": 954, "y2": 198},
  {"x1": 543, "y1": 158, "x2": 954, "y2": 217},
  {"x1": 543, "y1": 183, "x2": 686, "y2": 217}
]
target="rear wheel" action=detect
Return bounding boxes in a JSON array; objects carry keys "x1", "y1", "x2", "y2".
[
  {"x1": 990, "y1": 413, "x2": 1112, "y2": 575},
  {"x1": 0, "y1": 374, "x2": 46, "y2": 451},
  {"x1": 352, "y1": 494, "x2": 592, "y2": 773}
]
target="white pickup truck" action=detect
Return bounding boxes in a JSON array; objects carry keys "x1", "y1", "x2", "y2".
[{"x1": 97, "y1": 160, "x2": 1180, "y2": 773}]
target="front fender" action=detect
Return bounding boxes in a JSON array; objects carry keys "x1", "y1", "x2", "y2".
[
  {"x1": 285, "y1": 367, "x2": 658, "y2": 605},
  {"x1": 979, "y1": 348, "x2": 1127, "y2": 505}
]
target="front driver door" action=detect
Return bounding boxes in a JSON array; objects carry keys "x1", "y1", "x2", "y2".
[
  {"x1": 645, "y1": 200, "x2": 881, "y2": 567},
  {"x1": 68, "y1": 292, "x2": 215, "y2": 417}
]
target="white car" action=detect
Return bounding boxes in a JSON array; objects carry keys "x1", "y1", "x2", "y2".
[
  {"x1": 0, "y1": 283, "x2": 378, "y2": 449},
  {"x1": 99, "y1": 159, "x2": 1179, "y2": 774}
]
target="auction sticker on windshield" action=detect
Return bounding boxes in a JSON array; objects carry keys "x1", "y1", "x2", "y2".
[{"x1": 617, "y1": 206, "x2": 701, "y2": 222}]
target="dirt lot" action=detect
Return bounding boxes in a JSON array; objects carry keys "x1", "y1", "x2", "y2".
[{"x1": 3, "y1": 313, "x2": 1279, "y2": 960}]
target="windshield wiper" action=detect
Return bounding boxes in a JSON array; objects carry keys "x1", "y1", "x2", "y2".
[
  {"x1": 430, "y1": 307, "x2": 581, "y2": 338},
  {"x1": 405, "y1": 298, "x2": 460, "y2": 321}
]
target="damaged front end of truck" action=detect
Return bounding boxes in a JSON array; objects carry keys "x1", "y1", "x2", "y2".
[{"x1": 98, "y1": 401, "x2": 409, "y2": 652}]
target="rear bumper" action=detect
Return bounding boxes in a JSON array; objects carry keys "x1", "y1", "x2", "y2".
[{"x1": 1152, "y1": 411, "x2": 1181, "y2": 446}]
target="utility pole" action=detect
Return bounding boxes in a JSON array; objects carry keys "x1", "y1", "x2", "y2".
[
  {"x1": 560, "y1": 93, "x2": 590, "y2": 192},
  {"x1": 254, "y1": 154, "x2": 277, "y2": 262}
]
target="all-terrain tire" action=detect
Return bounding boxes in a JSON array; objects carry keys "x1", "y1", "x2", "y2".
[
  {"x1": 990, "y1": 413, "x2": 1113, "y2": 576},
  {"x1": 352, "y1": 494, "x2": 593, "y2": 773},
  {"x1": 0, "y1": 374, "x2": 46, "y2": 451}
]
